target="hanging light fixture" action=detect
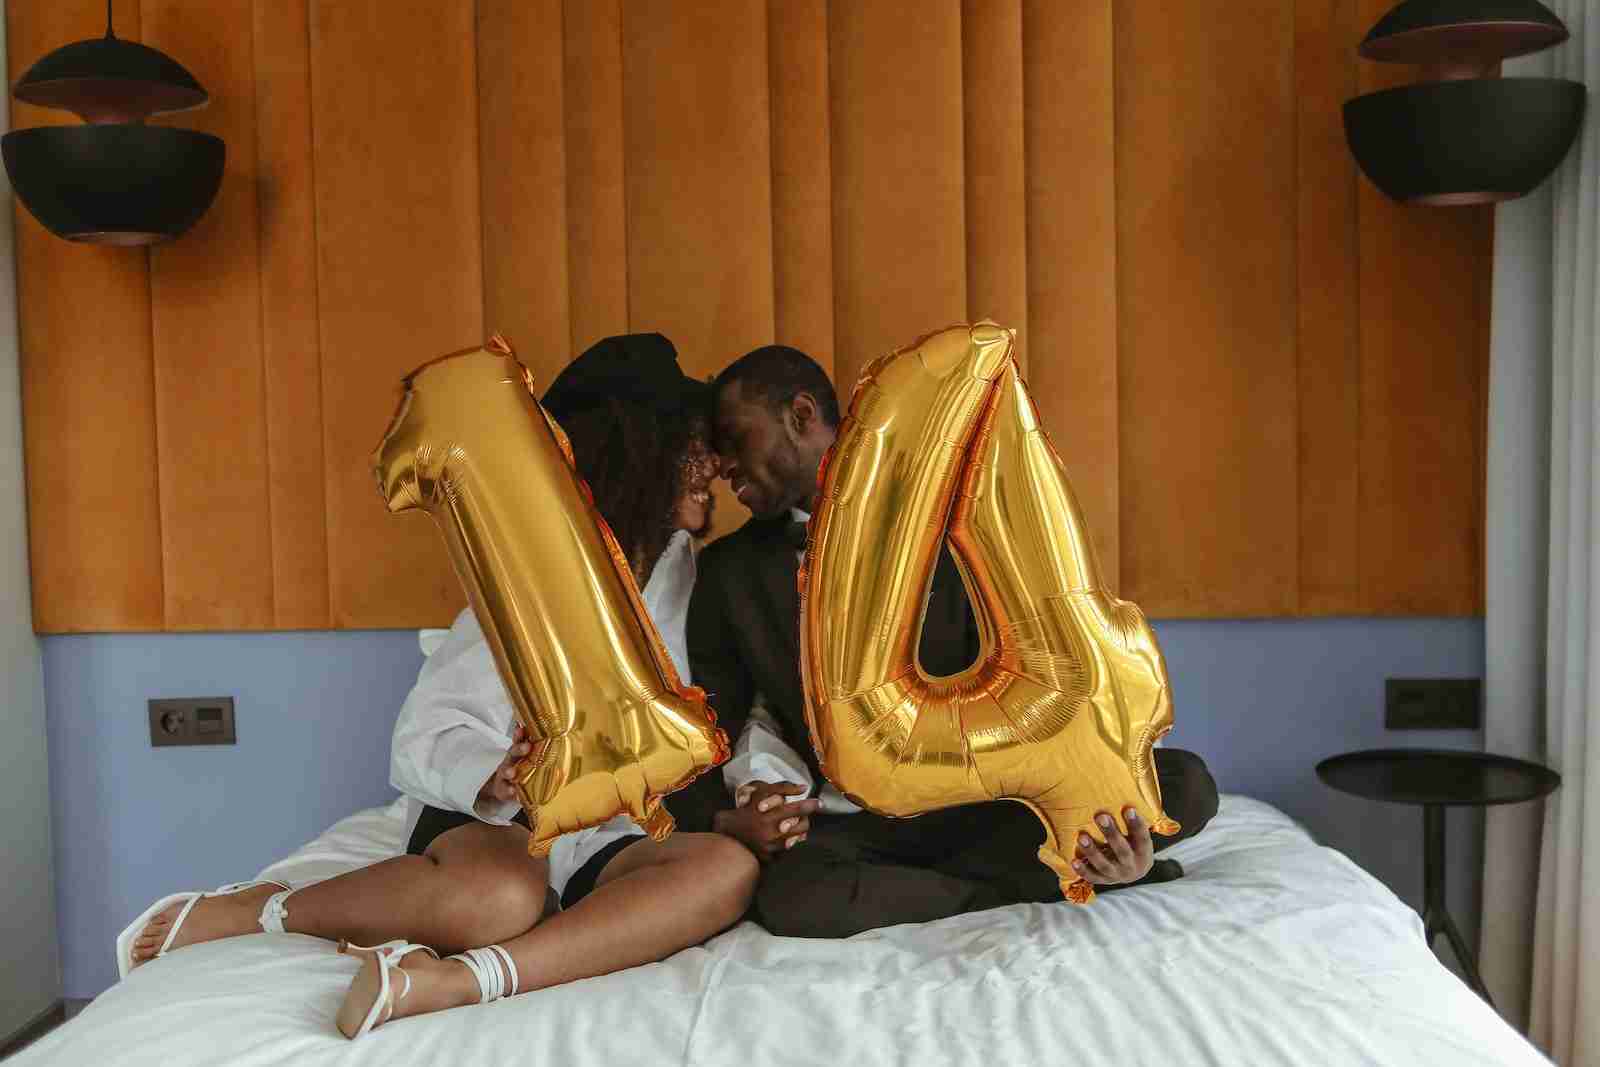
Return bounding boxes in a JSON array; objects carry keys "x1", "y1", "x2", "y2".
[
  {"x1": 1, "y1": 0, "x2": 224, "y2": 245},
  {"x1": 1344, "y1": 0, "x2": 1586, "y2": 205}
]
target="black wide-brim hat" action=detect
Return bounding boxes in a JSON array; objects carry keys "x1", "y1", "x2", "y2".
[{"x1": 542, "y1": 332, "x2": 709, "y2": 424}]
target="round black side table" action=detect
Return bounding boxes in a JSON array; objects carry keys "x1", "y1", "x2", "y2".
[{"x1": 1315, "y1": 748, "x2": 1560, "y2": 1007}]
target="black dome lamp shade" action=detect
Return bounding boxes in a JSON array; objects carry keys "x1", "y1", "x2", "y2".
[
  {"x1": 1359, "y1": 0, "x2": 1570, "y2": 70},
  {"x1": 2, "y1": 0, "x2": 224, "y2": 245},
  {"x1": 1344, "y1": 0, "x2": 1586, "y2": 206}
]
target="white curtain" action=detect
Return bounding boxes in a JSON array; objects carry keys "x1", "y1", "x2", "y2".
[
  {"x1": 1482, "y1": 2, "x2": 1599, "y2": 1061},
  {"x1": 1482, "y1": 177, "x2": 1553, "y2": 1035}
]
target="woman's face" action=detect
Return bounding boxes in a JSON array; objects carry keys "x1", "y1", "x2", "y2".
[{"x1": 673, "y1": 434, "x2": 720, "y2": 536}]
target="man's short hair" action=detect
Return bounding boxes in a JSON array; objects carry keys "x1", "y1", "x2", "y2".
[{"x1": 713, "y1": 345, "x2": 841, "y2": 428}]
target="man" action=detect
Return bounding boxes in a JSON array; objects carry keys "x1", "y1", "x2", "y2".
[{"x1": 680, "y1": 344, "x2": 1219, "y2": 939}]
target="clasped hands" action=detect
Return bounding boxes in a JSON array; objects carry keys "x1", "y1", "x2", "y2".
[
  {"x1": 484, "y1": 730, "x2": 1154, "y2": 884},
  {"x1": 714, "y1": 781, "x2": 818, "y2": 860}
]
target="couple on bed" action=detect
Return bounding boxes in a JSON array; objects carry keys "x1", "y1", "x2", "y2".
[{"x1": 123, "y1": 334, "x2": 1219, "y2": 1038}]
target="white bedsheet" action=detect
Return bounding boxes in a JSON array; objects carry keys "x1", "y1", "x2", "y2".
[{"x1": 17, "y1": 795, "x2": 1546, "y2": 1067}]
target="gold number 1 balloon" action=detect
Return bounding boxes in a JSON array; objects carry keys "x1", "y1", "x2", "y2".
[
  {"x1": 800, "y1": 322, "x2": 1178, "y2": 903},
  {"x1": 373, "y1": 336, "x2": 729, "y2": 854}
]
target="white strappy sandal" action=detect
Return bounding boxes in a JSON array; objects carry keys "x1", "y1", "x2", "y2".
[
  {"x1": 115, "y1": 880, "x2": 294, "y2": 979},
  {"x1": 336, "y1": 940, "x2": 519, "y2": 1039}
]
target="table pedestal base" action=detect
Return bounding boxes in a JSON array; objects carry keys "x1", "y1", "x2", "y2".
[{"x1": 1423, "y1": 804, "x2": 1493, "y2": 1006}]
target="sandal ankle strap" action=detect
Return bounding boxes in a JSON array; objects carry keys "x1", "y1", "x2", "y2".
[
  {"x1": 258, "y1": 888, "x2": 293, "y2": 934},
  {"x1": 450, "y1": 945, "x2": 517, "y2": 1003}
]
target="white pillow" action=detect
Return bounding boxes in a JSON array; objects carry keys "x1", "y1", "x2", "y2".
[{"x1": 418, "y1": 628, "x2": 450, "y2": 658}]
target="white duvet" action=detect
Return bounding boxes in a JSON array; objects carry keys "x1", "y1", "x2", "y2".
[{"x1": 16, "y1": 795, "x2": 1546, "y2": 1067}]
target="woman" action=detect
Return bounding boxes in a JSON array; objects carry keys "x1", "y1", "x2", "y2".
[{"x1": 118, "y1": 333, "x2": 758, "y2": 1038}]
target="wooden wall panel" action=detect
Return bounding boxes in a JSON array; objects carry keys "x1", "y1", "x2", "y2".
[
  {"x1": 620, "y1": 0, "x2": 774, "y2": 374},
  {"x1": 1120, "y1": 0, "x2": 1305, "y2": 617},
  {"x1": 145, "y1": 0, "x2": 273, "y2": 630},
  {"x1": 768, "y1": 0, "x2": 835, "y2": 370},
  {"x1": 1295, "y1": 0, "x2": 1364, "y2": 615},
  {"x1": 478, "y1": 0, "x2": 571, "y2": 391},
  {"x1": 252, "y1": 0, "x2": 329, "y2": 629},
  {"x1": 1114, "y1": 0, "x2": 1301, "y2": 618},
  {"x1": 961, "y1": 0, "x2": 1027, "y2": 368},
  {"x1": 1357, "y1": 0, "x2": 1491, "y2": 615},
  {"x1": 827, "y1": 0, "x2": 967, "y2": 396},
  {"x1": 310, "y1": 0, "x2": 481, "y2": 629},
  {"x1": 14, "y1": 0, "x2": 1497, "y2": 629},
  {"x1": 9, "y1": 0, "x2": 164, "y2": 633},
  {"x1": 1022, "y1": 0, "x2": 1120, "y2": 588},
  {"x1": 562, "y1": 0, "x2": 629, "y2": 355}
]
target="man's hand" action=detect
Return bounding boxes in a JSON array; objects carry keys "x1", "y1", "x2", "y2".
[
  {"x1": 478, "y1": 724, "x2": 533, "y2": 808},
  {"x1": 1072, "y1": 808, "x2": 1155, "y2": 886},
  {"x1": 713, "y1": 781, "x2": 819, "y2": 861}
]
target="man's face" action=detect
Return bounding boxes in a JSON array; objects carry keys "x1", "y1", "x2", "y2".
[{"x1": 714, "y1": 381, "x2": 807, "y2": 519}]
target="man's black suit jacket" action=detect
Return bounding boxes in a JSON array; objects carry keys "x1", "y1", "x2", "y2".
[{"x1": 673, "y1": 513, "x2": 977, "y2": 828}]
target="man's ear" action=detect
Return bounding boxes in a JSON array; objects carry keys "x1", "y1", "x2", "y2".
[{"x1": 789, "y1": 391, "x2": 819, "y2": 437}]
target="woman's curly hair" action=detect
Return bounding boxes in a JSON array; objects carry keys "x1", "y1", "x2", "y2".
[{"x1": 559, "y1": 399, "x2": 709, "y2": 588}]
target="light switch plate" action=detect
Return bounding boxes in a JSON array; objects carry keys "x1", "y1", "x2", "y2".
[
  {"x1": 148, "y1": 697, "x2": 236, "y2": 747},
  {"x1": 1384, "y1": 678, "x2": 1481, "y2": 730}
]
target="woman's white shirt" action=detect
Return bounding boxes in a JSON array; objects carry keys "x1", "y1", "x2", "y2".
[{"x1": 389, "y1": 531, "x2": 698, "y2": 897}]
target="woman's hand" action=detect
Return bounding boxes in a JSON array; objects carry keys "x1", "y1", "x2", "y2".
[{"x1": 478, "y1": 723, "x2": 534, "y2": 807}]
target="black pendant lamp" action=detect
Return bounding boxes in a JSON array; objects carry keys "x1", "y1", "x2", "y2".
[
  {"x1": 2, "y1": 0, "x2": 224, "y2": 245},
  {"x1": 1344, "y1": 0, "x2": 1586, "y2": 205}
]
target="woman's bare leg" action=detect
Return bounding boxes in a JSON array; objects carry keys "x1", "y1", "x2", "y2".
[
  {"x1": 361, "y1": 832, "x2": 758, "y2": 1023},
  {"x1": 131, "y1": 822, "x2": 548, "y2": 965},
  {"x1": 506, "y1": 831, "x2": 757, "y2": 991}
]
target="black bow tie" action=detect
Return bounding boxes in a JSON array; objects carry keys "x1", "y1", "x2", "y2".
[{"x1": 783, "y1": 520, "x2": 809, "y2": 550}]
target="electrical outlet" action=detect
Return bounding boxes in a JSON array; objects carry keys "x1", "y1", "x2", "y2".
[
  {"x1": 1385, "y1": 678, "x2": 1481, "y2": 730},
  {"x1": 148, "y1": 697, "x2": 236, "y2": 747}
]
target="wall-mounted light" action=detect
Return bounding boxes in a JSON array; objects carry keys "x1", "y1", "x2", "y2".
[
  {"x1": 1344, "y1": 0, "x2": 1586, "y2": 205},
  {"x1": 1, "y1": 0, "x2": 224, "y2": 245}
]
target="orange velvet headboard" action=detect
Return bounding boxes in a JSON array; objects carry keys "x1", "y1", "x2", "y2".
[{"x1": 9, "y1": 0, "x2": 1490, "y2": 633}]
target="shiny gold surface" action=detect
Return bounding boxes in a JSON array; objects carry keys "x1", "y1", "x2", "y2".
[
  {"x1": 373, "y1": 337, "x2": 728, "y2": 854},
  {"x1": 800, "y1": 323, "x2": 1177, "y2": 902}
]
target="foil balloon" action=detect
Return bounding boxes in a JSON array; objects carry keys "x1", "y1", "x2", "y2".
[
  {"x1": 373, "y1": 336, "x2": 729, "y2": 855},
  {"x1": 799, "y1": 322, "x2": 1178, "y2": 903}
]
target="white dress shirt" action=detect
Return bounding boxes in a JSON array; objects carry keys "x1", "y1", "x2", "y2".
[{"x1": 390, "y1": 531, "x2": 700, "y2": 897}]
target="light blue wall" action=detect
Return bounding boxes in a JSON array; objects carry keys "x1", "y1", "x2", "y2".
[
  {"x1": 44, "y1": 617, "x2": 1485, "y2": 999},
  {"x1": 43, "y1": 631, "x2": 424, "y2": 999},
  {"x1": 1153, "y1": 616, "x2": 1487, "y2": 975}
]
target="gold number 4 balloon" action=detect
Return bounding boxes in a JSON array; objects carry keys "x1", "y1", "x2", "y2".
[
  {"x1": 373, "y1": 336, "x2": 729, "y2": 854},
  {"x1": 800, "y1": 322, "x2": 1178, "y2": 903}
]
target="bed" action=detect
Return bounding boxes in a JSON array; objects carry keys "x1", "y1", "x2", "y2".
[{"x1": 15, "y1": 791, "x2": 1545, "y2": 1066}]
